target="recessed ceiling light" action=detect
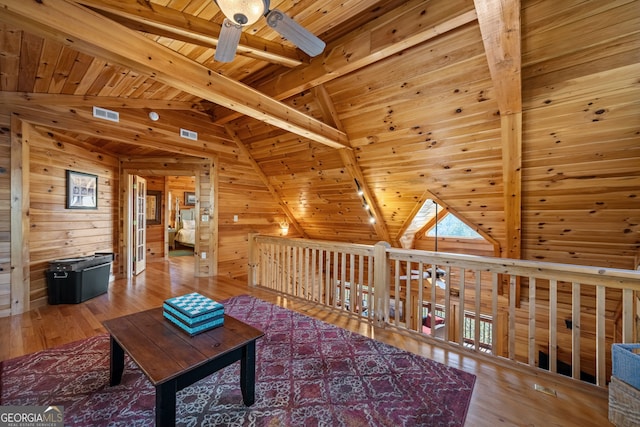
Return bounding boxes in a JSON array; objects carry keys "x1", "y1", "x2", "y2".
[{"x1": 148, "y1": 111, "x2": 159, "y2": 121}]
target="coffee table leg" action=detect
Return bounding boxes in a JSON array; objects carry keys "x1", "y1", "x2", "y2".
[
  {"x1": 240, "y1": 340, "x2": 257, "y2": 406},
  {"x1": 109, "y1": 336, "x2": 124, "y2": 386},
  {"x1": 156, "y1": 380, "x2": 177, "y2": 427}
]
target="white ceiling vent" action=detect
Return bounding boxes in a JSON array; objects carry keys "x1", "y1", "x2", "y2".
[
  {"x1": 180, "y1": 128, "x2": 198, "y2": 141},
  {"x1": 93, "y1": 106, "x2": 119, "y2": 122}
]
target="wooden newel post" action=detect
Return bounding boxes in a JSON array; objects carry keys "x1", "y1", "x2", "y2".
[
  {"x1": 373, "y1": 241, "x2": 391, "y2": 327},
  {"x1": 248, "y1": 233, "x2": 259, "y2": 287}
]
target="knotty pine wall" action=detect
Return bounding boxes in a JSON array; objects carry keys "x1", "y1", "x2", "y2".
[
  {"x1": 28, "y1": 125, "x2": 119, "y2": 307},
  {"x1": 520, "y1": 1, "x2": 640, "y2": 268},
  {"x1": 217, "y1": 151, "x2": 301, "y2": 281},
  {"x1": 0, "y1": 114, "x2": 10, "y2": 317}
]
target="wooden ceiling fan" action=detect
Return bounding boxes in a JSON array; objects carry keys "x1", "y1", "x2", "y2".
[{"x1": 214, "y1": 0, "x2": 325, "y2": 62}]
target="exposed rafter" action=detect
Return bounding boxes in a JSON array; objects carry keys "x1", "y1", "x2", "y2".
[
  {"x1": 0, "y1": 0, "x2": 350, "y2": 150},
  {"x1": 74, "y1": 0, "x2": 307, "y2": 67},
  {"x1": 312, "y1": 84, "x2": 392, "y2": 244},
  {"x1": 9, "y1": 104, "x2": 235, "y2": 158},
  {"x1": 213, "y1": 0, "x2": 478, "y2": 124},
  {"x1": 474, "y1": 0, "x2": 522, "y2": 262},
  {"x1": 0, "y1": 91, "x2": 203, "y2": 110},
  {"x1": 474, "y1": 0, "x2": 522, "y2": 115}
]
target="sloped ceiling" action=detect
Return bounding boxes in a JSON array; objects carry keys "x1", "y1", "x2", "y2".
[{"x1": 0, "y1": 0, "x2": 638, "y2": 269}]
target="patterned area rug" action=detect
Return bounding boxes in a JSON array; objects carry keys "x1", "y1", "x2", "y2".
[{"x1": 0, "y1": 295, "x2": 475, "y2": 426}]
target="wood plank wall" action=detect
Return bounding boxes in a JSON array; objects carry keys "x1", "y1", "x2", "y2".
[
  {"x1": 0, "y1": 114, "x2": 10, "y2": 316},
  {"x1": 28, "y1": 125, "x2": 119, "y2": 307},
  {"x1": 520, "y1": 0, "x2": 640, "y2": 269},
  {"x1": 217, "y1": 150, "x2": 297, "y2": 280}
]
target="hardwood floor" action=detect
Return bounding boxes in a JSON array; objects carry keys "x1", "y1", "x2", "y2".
[{"x1": 1, "y1": 257, "x2": 612, "y2": 426}]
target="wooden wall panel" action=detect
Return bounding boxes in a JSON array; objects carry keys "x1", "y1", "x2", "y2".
[
  {"x1": 0, "y1": 113, "x2": 10, "y2": 316},
  {"x1": 325, "y1": 22, "x2": 505, "y2": 247},
  {"x1": 521, "y1": 1, "x2": 640, "y2": 269},
  {"x1": 217, "y1": 151, "x2": 293, "y2": 280},
  {"x1": 28, "y1": 128, "x2": 119, "y2": 307}
]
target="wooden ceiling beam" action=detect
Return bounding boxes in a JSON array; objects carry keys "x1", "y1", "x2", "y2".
[
  {"x1": 313, "y1": 84, "x2": 392, "y2": 245},
  {"x1": 0, "y1": 0, "x2": 349, "y2": 150},
  {"x1": 74, "y1": 0, "x2": 306, "y2": 68},
  {"x1": 474, "y1": 0, "x2": 522, "y2": 261},
  {"x1": 213, "y1": 0, "x2": 478, "y2": 124},
  {"x1": 9, "y1": 105, "x2": 234, "y2": 158},
  {"x1": 474, "y1": 0, "x2": 522, "y2": 115},
  {"x1": 0, "y1": 91, "x2": 202, "y2": 110}
]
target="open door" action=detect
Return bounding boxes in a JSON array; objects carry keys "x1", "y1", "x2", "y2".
[{"x1": 134, "y1": 176, "x2": 147, "y2": 275}]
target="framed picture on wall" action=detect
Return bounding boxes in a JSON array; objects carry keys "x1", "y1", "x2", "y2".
[
  {"x1": 66, "y1": 170, "x2": 98, "y2": 209},
  {"x1": 185, "y1": 191, "x2": 196, "y2": 206},
  {"x1": 146, "y1": 190, "x2": 162, "y2": 225}
]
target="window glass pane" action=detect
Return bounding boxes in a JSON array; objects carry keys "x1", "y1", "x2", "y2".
[{"x1": 427, "y1": 214, "x2": 482, "y2": 238}]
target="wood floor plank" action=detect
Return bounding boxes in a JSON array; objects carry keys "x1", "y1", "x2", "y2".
[{"x1": 0, "y1": 256, "x2": 612, "y2": 426}]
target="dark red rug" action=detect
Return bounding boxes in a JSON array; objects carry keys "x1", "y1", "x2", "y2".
[{"x1": 0, "y1": 295, "x2": 475, "y2": 426}]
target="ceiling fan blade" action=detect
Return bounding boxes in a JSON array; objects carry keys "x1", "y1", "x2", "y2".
[
  {"x1": 265, "y1": 9, "x2": 325, "y2": 57},
  {"x1": 215, "y1": 18, "x2": 242, "y2": 62}
]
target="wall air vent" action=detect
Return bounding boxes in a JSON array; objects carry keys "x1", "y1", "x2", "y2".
[
  {"x1": 180, "y1": 128, "x2": 198, "y2": 140},
  {"x1": 92, "y1": 106, "x2": 119, "y2": 122}
]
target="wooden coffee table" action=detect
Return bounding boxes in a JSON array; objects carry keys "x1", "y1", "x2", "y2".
[{"x1": 103, "y1": 307, "x2": 264, "y2": 427}]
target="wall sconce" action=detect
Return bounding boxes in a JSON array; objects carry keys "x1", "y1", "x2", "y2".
[{"x1": 279, "y1": 220, "x2": 289, "y2": 236}]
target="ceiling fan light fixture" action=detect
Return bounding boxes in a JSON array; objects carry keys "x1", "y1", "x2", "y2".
[{"x1": 215, "y1": 0, "x2": 269, "y2": 26}]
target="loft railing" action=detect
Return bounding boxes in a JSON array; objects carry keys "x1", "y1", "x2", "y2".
[{"x1": 248, "y1": 234, "x2": 640, "y2": 387}]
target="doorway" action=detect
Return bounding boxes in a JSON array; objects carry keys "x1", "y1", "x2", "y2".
[{"x1": 168, "y1": 175, "x2": 196, "y2": 257}]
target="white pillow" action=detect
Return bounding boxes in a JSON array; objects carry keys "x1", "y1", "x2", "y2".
[{"x1": 182, "y1": 219, "x2": 195, "y2": 230}]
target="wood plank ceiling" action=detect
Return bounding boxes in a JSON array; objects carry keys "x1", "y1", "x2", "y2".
[{"x1": 0, "y1": 0, "x2": 638, "y2": 269}]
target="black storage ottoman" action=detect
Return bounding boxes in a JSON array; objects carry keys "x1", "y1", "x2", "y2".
[{"x1": 46, "y1": 253, "x2": 113, "y2": 304}]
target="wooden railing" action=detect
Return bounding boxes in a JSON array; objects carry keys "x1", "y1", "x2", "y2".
[{"x1": 248, "y1": 234, "x2": 640, "y2": 387}]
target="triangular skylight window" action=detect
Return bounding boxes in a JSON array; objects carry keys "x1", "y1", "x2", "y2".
[
  {"x1": 400, "y1": 198, "x2": 482, "y2": 247},
  {"x1": 427, "y1": 213, "x2": 481, "y2": 239}
]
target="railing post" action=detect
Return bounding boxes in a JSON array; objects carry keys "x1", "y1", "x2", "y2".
[
  {"x1": 373, "y1": 241, "x2": 391, "y2": 327},
  {"x1": 248, "y1": 233, "x2": 258, "y2": 287}
]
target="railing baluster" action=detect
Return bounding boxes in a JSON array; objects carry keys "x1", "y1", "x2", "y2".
[
  {"x1": 475, "y1": 272, "x2": 481, "y2": 351},
  {"x1": 349, "y1": 253, "x2": 355, "y2": 313},
  {"x1": 596, "y1": 285, "x2": 606, "y2": 386},
  {"x1": 394, "y1": 259, "x2": 400, "y2": 326},
  {"x1": 406, "y1": 261, "x2": 412, "y2": 330},
  {"x1": 443, "y1": 266, "x2": 451, "y2": 341},
  {"x1": 549, "y1": 279, "x2": 558, "y2": 374},
  {"x1": 368, "y1": 253, "x2": 374, "y2": 321},
  {"x1": 324, "y1": 249, "x2": 331, "y2": 306},
  {"x1": 430, "y1": 264, "x2": 437, "y2": 338},
  {"x1": 509, "y1": 275, "x2": 516, "y2": 360},
  {"x1": 459, "y1": 269, "x2": 466, "y2": 347},
  {"x1": 357, "y1": 254, "x2": 364, "y2": 316},
  {"x1": 622, "y1": 288, "x2": 633, "y2": 343},
  {"x1": 491, "y1": 272, "x2": 498, "y2": 355},
  {"x1": 418, "y1": 261, "x2": 424, "y2": 333},
  {"x1": 572, "y1": 282, "x2": 581, "y2": 379},
  {"x1": 528, "y1": 277, "x2": 536, "y2": 366},
  {"x1": 304, "y1": 247, "x2": 310, "y2": 298},
  {"x1": 331, "y1": 251, "x2": 342, "y2": 307},
  {"x1": 340, "y1": 252, "x2": 347, "y2": 311}
]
